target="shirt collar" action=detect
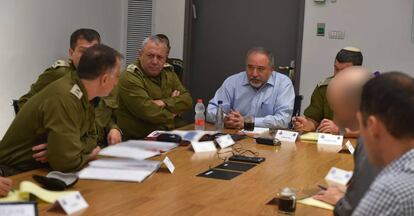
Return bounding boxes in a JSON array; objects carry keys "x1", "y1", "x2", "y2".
[{"x1": 379, "y1": 148, "x2": 414, "y2": 177}]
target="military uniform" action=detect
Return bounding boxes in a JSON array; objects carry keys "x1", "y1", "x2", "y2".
[
  {"x1": 165, "y1": 58, "x2": 184, "y2": 81},
  {"x1": 94, "y1": 87, "x2": 121, "y2": 147},
  {"x1": 116, "y1": 61, "x2": 193, "y2": 140},
  {"x1": 0, "y1": 72, "x2": 97, "y2": 176},
  {"x1": 303, "y1": 76, "x2": 334, "y2": 123},
  {"x1": 17, "y1": 59, "x2": 76, "y2": 109},
  {"x1": 17, "y1": 59, "x2": 120, "y2": 147}
]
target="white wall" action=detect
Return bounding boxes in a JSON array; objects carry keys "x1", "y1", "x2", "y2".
[
  {"x1": 300, "y1": 0, "x2": 414, "y2": 112},
  {"x1": 152, "y1": 0, "x2": 186, "y2": 59},
  {"x1": 0, "y1": 0, "x2": 127, "y2": 137}
]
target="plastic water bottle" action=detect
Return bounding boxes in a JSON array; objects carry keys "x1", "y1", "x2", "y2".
[
  {"x1": 215, "y1": 100, "x2": 224, "y2": 132},
  {"x1": 194, "y1": 99, "x2": 205, "y2": 130}
]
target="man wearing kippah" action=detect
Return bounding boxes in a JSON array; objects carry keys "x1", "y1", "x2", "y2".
[{"x1": 293, "y1": 47, "x2": 363, "y2": 135}]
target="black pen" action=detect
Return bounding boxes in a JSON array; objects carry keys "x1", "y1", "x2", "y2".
[{"x1": 318, "y1": 184, "x2": 327, "y2": 190}]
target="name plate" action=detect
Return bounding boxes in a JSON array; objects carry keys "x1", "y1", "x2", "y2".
[
  {"x1": 163, "y1": 156, "x2": 175, "y2": 173},
  {"x1": 345, "y1": 140, "x2": 355, "y2": 155},
  {"x1": 54, "y1": 192, "x2": 88, "y2": 215},
  {"x1": 325, "y1": 167, "x2": 353, "y2": 192},
  {"x1": 0, "y1": 201, "x2": 38, "y2": 216},
  {"x1": 317, "y1": 133, "x2": 343, "y2": 145},
  {"x1": 215, "y1": 134, "x2": 235, "y2": 149},
  {"x1": 191, "y1": 141, "x2": 217, "y2": 153},
  {"x1": 275, "y1": 130, "x2": 299, "y2": 142}
]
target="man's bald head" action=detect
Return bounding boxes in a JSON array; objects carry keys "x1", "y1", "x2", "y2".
[{"x1": 327, "y1": 66, "x2": 371, "y2": 130}]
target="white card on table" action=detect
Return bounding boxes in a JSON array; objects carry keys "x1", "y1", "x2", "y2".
[
  {"x1": 215, "y1": 134, "x2": 235, "y2": 149},
  {"x1": 317, "y1": 133, "x2": 343, "y2": 146},
  {"x1": 0, "y1": 202, "x2": 37, "y2": 216},
  {"x1": 325, "y1": 167, "x2": 353, "y2": 192},
  {"x1": 275, "y1": 130, "x2": 299, "y2": 142},
  {"x1": 191, "y1": 141, "x2": 217, "y2": 153},
  {"x1": 163, "y1": 156, "x2": 175, "y2": 173},
  {"x1": 345, "y1": 140, "x2": 355, "y2": 155},
  {"x1": 55, "y1": 192, "x2": 88, "y2": 215}
]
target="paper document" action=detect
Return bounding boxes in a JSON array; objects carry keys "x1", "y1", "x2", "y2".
[
  {"x1": 88, "y1": 158, "x2": 161, "y2": 171},
  {"x1": 297, "y1": 197, "x2": 334, "y2": 210},
  {"x1": 119, "y1": 140, "x2": 178, "y2": 152},
  {"x1": 300, "y1": 132, "x2": 319, "y2": 142},
  {"x1": 99, "y1": 145, "x2": 160, "y2": 160},
  {"x1": 0, "y1": 181, "x2": 77, "y2": 203},
  {"x1": 78, "y1": 167, "x2": 156, "y2": 182}
]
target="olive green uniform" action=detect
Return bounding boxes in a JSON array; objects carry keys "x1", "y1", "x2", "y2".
[
  {"x1": 17, "y1": 60, "x2": 76, "y2": 109},
  {"x1": 116, "y1": 61, "x2": 193, "y2": 140},
  {"x1": 0, "y1": 72, "x2": 97, "y2": 176},
  {"x1": 17, "y1": 59, "x2": 119, "y2": 147},
  {"x1": 303, "y1": 76, "x2": 334, "y2": 123}
]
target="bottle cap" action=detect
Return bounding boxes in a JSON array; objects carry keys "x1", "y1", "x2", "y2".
[{"x1": 197, "y1": 99, "x2": 203, "y2": 103}]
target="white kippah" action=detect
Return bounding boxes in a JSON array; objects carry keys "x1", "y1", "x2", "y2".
[{"x1": 342, "y1": 46, "x2": 361, "y2": 52}]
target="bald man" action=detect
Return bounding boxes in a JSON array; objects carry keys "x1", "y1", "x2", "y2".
[{"x1": 312, "y1": 67, "x2": 380, "y2": 216}]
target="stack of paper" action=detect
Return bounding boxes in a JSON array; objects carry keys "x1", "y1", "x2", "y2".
[
  {"x1": 119, "y1": 140, "x2": 178, "y2": 153},
  {"x1": 300, "y1": 132, "x2": 319, "y2": 142},
  {"x1": 98, "y1": 140, "x2": 178, "y2": 160},
  {"x1": 0, "y1": 181, "x2": 77, "y2": 203},
  {"x1": 78, "y1": 158, "x2": 161, "y2": 182}
]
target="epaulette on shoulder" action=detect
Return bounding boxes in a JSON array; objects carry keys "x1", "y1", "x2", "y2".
[
  {"x1": 126, "y1": 64, "x2": 139, "y2": 73},
  {"x1": 163, "y1": 63, "x2": 174, "y2": 71},
  {"x1": 317, "y1": 77, "x2": 333, "y2": 87},
  {"x1": 52, "y1": 60, "x2": 70, "y2": 69}
]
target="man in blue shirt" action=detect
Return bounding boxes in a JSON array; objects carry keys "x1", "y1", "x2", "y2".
[
  {"x1": 353, "y1": 72, "x2": 414, "y2": 215},
  {"x1": 206, "y1": 47, "x2": 295, "y2": 129}
]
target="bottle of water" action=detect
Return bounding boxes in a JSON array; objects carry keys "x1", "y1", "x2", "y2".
[
  {"x1": 194, "y1": 99, "x2": 205, "y2": 130},
  {"x1": 215, "y1": 100, "x2": 224, "y2": 132}
]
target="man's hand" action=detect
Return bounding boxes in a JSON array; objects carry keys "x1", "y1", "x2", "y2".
[
  {"x1": 313, "y1": 187, "x2": 344, "y2": 205},
  {"x1": 152, "y1": 99, "x2": 166, "y2": 108},
  {"x1": 0, "y1": 177, "x2": 12, "y2": 197},
  {"x1": 107, "y1": 129, "x2": 122, "y2": 145},
  {"x1": 224, "y1": 110, "x2": 244, "y2": 129},
  {"x1": 32, "y1": 143, "x2": 48, "y2": 163},
  {"x1": 87, "y1": 146, "x2": 101, "y2": 162},
  {"x1": 317, "y1": 119, "x2": 340, "y2": 134},
  {"x1": 292, "y1": 116, "x2": 308, "y2": 132},
  {"x1": 171, "y1": 90, "x2": 180, "y2": 97}
]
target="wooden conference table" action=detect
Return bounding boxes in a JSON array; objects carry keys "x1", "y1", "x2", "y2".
[{"x1": 10, "y1": 125, "x2": 355, "y2": 215}]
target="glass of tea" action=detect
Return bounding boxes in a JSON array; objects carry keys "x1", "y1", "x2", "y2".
[
  {"x1": 243, "y1": 116, "x2": 255, "y2": 131},
  {"x1": 277, "y1": 187, "x2": 296, "y2": 214}
]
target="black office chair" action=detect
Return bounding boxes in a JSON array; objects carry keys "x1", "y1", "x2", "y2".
[
  {"x1": 167, "y1": 58, "x2": 184, "y2": 81},
  {"x1": 293, "y1": 95, "x2": 303, "y2": 116},
  {"x1": 11, "y1": 99, "x2": 19, "y2": 115}
]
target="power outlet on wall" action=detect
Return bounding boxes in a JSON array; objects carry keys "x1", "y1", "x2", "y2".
[{"x1": 329, "y1": 30, "x2": 345, "y2": 39}]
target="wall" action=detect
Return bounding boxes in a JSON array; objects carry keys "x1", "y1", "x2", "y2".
[
  {"x1": 152, "y1": 0, "x2": 186, "y2": 59},
  {"x1": 300, "y1": 0, "x2": 414, "y2": 112},
  {"x1": 0, "y1": 0, "x2": 127, "y2": 137}
]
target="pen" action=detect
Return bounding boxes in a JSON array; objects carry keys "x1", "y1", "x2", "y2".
[{"x1": 318, "y1": 184, "x2": 327, "y2": 190}]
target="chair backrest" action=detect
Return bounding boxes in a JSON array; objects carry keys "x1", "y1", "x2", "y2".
[
  {"x1": 293, "y1": 95, "x2": 303, "y2": 117},
  {"x1": 167, "y1": 58, "x2": 184, "y2": 81},
  {"x1": 11, "y1": 99, "x2": 19, "y2": 115}
]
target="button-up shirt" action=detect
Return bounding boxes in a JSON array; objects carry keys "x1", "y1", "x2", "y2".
[
  {"x1": 352, "y1": 148, "x2": 414, "y2": 216},
  {"x1": 206, "y1": 71, "x2": 295, "y2": 128}
]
